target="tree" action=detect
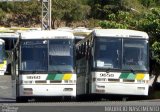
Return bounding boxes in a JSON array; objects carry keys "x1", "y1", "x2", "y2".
[
  {"x1": 51, "y1": 0, "x2": 90, "y2": 28},
  {"x1": 11, "y1": 1, "x2": 41, "y2": 26},
  {"x1": 0, "y1": 1, "x2": 41, "y2": 27},
  {"x1": 139, "y1": 0, "x2": 160, "y2": 8},
  {"x1": 137, "y1": 8, "x2": 160, "y2": 65},
  {"x1": 87, "y1": 0, "x2": 145, "y2": 19},
  {"x1": 0, "y1": 9, "x2": 6, "y2": 25}
]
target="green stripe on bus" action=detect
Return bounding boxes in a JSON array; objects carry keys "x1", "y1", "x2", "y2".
[
  {"x1": 54, "y1": 74, "x2": 64, "y2": 80},
  {"x1": 47, "y1": 74, "x2": 64, "y2": 80},
  {"x1": 47, "y1": 74, "x2": 56, "y2": 80},
  {"x1": 127, "y1": 73, "x2": 135, "y2": 80},
  {"x1": 119, "y1": 73, "x2": 136, "y2": 80},
  {"x1": 119, "y1": 73, "x2": 129, "y2": 79}
]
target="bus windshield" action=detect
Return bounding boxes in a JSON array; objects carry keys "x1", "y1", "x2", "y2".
[
  {"x1": 94, "y1": 37, "x2": 149, "y2": 71},
  {"x1": 122, "y1": 39, "x2": 148, "y2": 71},
  {"x1": 95, "y1": 38, "x2": 122, "y2": 69},
  {"x1": 20, "y1": 39, "x2": 74, "y2": 73},
  {"x1": 0, "y1": 45, "x2": 5, "y2": 62},
  {"x1": 48, "y1": 39, "x2": 74, "y2": 72},
  {"x1": 21, "y1": 40, "x2": 48, "y2": 71}
]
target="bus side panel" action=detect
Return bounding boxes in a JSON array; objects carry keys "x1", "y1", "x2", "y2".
[
  {"x1": 76, "y1": 58, "x2": 87, "y2": 95},
  {"x1": 77, "y1": 76, "x2": 85, "y2": 95}
]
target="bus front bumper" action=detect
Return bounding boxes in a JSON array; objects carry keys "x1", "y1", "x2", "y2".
[
  {"x1": 92, "y1": 83, "x2": 149, "y2": 96},
  {"x1": 19, "y1": 84, "x2": 76, "y2": 97}
]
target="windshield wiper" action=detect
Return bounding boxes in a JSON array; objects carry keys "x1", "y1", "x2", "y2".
[
  {"x1": 105, "y1": 68, "x2": 111, "y2": 73},
  {"x1": 105, "y1": 68, "x2": 120, "y2": 73},
  {"x1": 52, "y1": 70, "x2": 63, "y2": 74},
  {"x1": 129, "y1": 65, "x2": 136, "y2": 74},
  {"x1": 31, "y1": 70, "x2": 40, "y2": 74}
]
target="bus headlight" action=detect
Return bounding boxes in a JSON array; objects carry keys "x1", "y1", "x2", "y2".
[
  {"x1": 137, "y1": 87, "x2": 145, "y2": 90},
  {"x1": 96, "y1": 89, "x2": 105, "y2": 93},
  {"x1": 96, "y1": 85, "x2": 105, "y2": 89},
  {"x1": 64, "y1": 80, "x2": 76, "y2": 84},
  {"x1": 93, "y1": 78, "x2": 106, "y2": 82},
  {"x1": 22, "y1": 80, "x2": 33, "y2": 84},
  {"x1": 137, "y1": 80, "x2": 145, "y2": 83},
  {"x1": 63, "y1": 88, "x2": 73, "y2": 91},
  {"x1": 23, "y1": 88, "x2": 33, "y2": 95}
]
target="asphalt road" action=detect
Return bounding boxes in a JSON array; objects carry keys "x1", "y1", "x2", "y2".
[
  {"x1": 0, "y1": 76, "x2": 13, "y2": 98},
  {"x1": 0, "y1": 101, "x2": 160, "y2": 112}
]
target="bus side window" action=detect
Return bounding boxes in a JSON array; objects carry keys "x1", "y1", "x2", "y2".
[
  {"x1": 86, "y1": 40, "x2": 89, "y2": 60},
  {"x1": 80, "y1": 45, "x2": 83, "y2": 59},
  {"x1": 82, "y1": 44, "x2": 85, "y2": 58},
  {"x1": 84, "y1": 42, "x2": 87, "y2": 59},
  {"x1": 77, "y1": 46, "x2": 80, "y2": 60}
]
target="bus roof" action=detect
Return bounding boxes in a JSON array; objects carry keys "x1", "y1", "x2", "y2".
[
  {"x1": 56, "y1": 27, "x2": 73, "y2": 32},
  {"x1": 75, "y1": 36, "x2": 85, "y2": 39},
  {"x1": 20, "y1": 30, "x2": 74, "y2": 39},
  {"x1": 73, "y1": 27, "x2": 91, "y2": 32},
  {"x1": 10, "y1": 27, "x2": 41, "y2": 31},
  {"x1": 0, "y1": 32, "x2": 19, "y2": 38},
  {"x1": 93, "y1": 29, "x2": 149, "y2": 39},
  {"x1": 0, "y1": 28, "x2": 14, "y2": 33},
  {"x1": 73, "y1": 28, "x2": 92, "y2": 37}
]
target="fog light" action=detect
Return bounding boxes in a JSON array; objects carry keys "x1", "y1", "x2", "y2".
[
  {"x1": 96, "y1": 85, "x2": 105, "y2": 88},
  {"x1": 137, "y1": 80, "x2": 145, "y2": 83},
  {"x1": 96, "y1": 89, "x2": 105, "y2": 93},
  {"x1": 23, "y1": 88, "x2": 33, "y2": 95},
  {"x1": 63, "y1": 88, "x2": 73, "y2": 91},
  {"x1": 137, "y1": 87, "x2": 145, "y2": 90}
]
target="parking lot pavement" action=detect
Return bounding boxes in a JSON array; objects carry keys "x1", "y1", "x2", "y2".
[{"x1": 0, "y1": 75, "x2": 13, "y2": 99}]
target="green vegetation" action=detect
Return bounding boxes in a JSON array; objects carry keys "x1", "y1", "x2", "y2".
[{"x1": 0, "y1": 0, "x2": 160, "y2": 74}]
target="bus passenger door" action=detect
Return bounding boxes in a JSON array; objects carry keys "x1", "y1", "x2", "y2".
[{"x1": 11, "y1": 50, "x2": 17, "y2": 98}]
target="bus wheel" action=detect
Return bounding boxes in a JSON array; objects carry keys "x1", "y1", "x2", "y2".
[
  {"x1": 16, "y1": 97, "x2": 28, "y2": 103},
  {"x1": 148, "y1": 86, "x2": 154, "y2": 99},
  {"x1": 71, "y1": 96, "x2": 76, "y2": 102},
  {"x1": 16, "y1": 97, "x2": 22, "y2": 103}
]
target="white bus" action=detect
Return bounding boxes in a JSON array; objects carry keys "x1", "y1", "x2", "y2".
[
  {"x1": 0, "y1": 39, "x2": 7, "y2": 75},
  {"x1": 13, "y1": 30, "x2": 76, "y2": 102},
  {"x1": 0, "y1": 31, "x2": 19, "y2": 75},
  {"x1": 76, "y1": 29, "x2": 150, "y2": 97}
]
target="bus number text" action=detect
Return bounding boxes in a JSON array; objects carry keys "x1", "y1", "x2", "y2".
[
  {"x1": 27, "y1": 76, "x2": 41, "y2": 79},
  {"x1": 99, "y1": 73, "x2": 114, "y2": 77}
]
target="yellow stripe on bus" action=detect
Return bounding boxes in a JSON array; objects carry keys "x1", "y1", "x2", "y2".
[
  {"x1": 0, "y1": 60, "x2": 7, "y2": 69},
  {"x1": 136, "y1": 73, "x2": 144, "y2": 80},
  {"x1": 63, "y1": 74, "x2": 72, "y2": 80}
]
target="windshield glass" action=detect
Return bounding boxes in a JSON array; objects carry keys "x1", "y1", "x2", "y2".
[
  {"x1": 122, "y1": 39, "x2": 148, "y2": 71},
  {"x1": 20, "y1": 39, "x2": 74, "y2": 72},
  {"x1": 94, "y1": 37, "x2": 149, "y2": 72},
  {"x1": 20, "y1": 40, "x2": 48, "y2": 71},
  {"x1": 0, "y1": 44, "x2": 5, "y2": 62},
  {"x1": 95, "y1": 38, "x2": 122, "y2": 69},
  {"x1": 49, "y1": 39, "x2": 74, "y2": 72}
]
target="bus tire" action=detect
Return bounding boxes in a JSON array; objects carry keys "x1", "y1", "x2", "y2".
[{"x1": 16, "y1": 96, "x2": 27, "y2": 103}]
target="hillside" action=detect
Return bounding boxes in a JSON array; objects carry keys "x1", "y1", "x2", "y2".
[{"x1": 0, "y1": 0, "x2": 160, "y2": 74}]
